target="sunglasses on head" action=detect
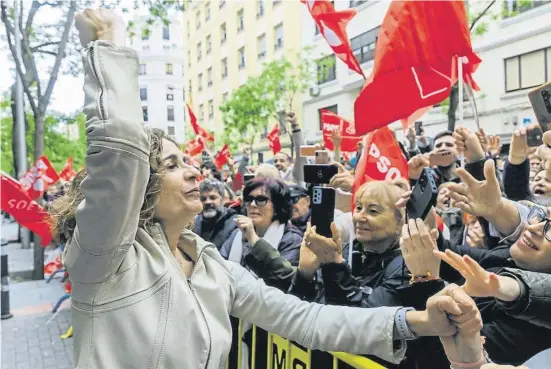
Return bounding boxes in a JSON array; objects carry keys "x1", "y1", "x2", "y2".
[{"x1": 244, "y1": 195, "x2": 270, "y2": 207}]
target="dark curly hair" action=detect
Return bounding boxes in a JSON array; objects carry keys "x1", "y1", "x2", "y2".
[
  {"x1": 243, "y1": 177, "x2": 293, "y2": 224},
  {"x1": 49, "y1": 128, "x2": 178, "y2": 243}
]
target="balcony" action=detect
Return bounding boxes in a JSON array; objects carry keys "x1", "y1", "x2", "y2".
[{"x1": 502, "y1": 0, "x2": 548, "y2": 18}]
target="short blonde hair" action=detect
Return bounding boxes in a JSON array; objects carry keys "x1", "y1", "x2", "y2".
[
  {"x1": 254, "y1": 163, "x2": 281, "y2": 180},
  {"x1": 354, "y1": 178, "x2": 410, "y2": 221}
]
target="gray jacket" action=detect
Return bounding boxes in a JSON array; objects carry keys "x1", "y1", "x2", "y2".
[{"x1": 64, "y1": 40, "x2": 406, "y2": 369}]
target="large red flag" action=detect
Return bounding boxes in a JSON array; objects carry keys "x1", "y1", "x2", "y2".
[
  {"x1": 321, "y1": 109, "x2": 362, "y2": 152},
  {"x1": 184, "y1": 137, "x2": 205, "y2": 157},
  {"x1": 354, "y1": 0, "x2": 481, "y2": 135},
  {"x1": 1, "y1": 173, "x2": 53, "y2": 246},
  {"x1": 302, "y1": 0, "x2": 364, "y2": 77},
  {"x1": 59, "y1": 157, "x2": 77, "y2": 181},
  {"x1": 186, "y1": 104, "x2": 214, "y2": 142},
  {"x1": 214, "y1": 144, "x2": 232, "y2": 169},
  {"x1": 267, "y1": 125, "x2": 281, "y2": 155},
  {"x1": 352, "y1": 126, "x2": 408, "y2": 197},
  {"x1": 20, "y1": 155, "x2": 60, "y2": 200}
]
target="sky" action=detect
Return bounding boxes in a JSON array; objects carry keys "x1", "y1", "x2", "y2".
[{"x1": 0, "y1": 0, "x2": 156, "y2": 115}]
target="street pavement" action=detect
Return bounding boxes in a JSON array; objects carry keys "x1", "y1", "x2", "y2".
[{"x1": 1, "y1": 220, "x2": 73, "y2": 369}]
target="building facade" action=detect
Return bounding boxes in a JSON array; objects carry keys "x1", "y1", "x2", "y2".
[
  {"x1": 182, "y1": 0, "x2": 302, "y2": 159},
  {"x1": 300, "y1": 0, "x2": 551, "y2": 146},
  {"x1": 129, "y1": 15, "x2": 187, "y2": 143}
]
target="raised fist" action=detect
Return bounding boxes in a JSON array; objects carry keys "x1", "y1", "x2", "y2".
[{"x1": 75, "y1": 8, "x2": 126, "y2": 48}]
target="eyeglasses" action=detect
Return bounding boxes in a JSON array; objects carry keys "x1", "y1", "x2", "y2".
[
  {"x1": 244, "y1": 195, "x2": 270, "y2": 207},
  {"x1": 527, "y1": 206, "x2": 551, "y2": 242}
]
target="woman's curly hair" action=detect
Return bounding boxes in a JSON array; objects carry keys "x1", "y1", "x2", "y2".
[{"x1": 49, "y1": 128, "x2": 177, "y2": 243}]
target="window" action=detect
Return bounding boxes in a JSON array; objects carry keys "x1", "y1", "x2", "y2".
[
  {"x1": 237, "y1": 9, "x2": 244, "y2": 32},
  {"x1": 274, "y1": 23, "x2": 284, "y2": 50},
  {"x1": 186, "y1": 22, "x2": 190, "y2": 38},
  {"x1": 317, "y1": 55, "x2": 336, "y2": 84},
  {"x1": 257, "y1": 34, "x2": 266, "y2": 59},
  {"x1": 188, "y1": 82, "x2": 192, "y2": 96},
  {"x1": 206, "y1": 35, "x2": 212, "y2": 54},
  {"x1": 141, "y1": 29, "x2": 149, "y2": 41},
  {"x1": 166, "y1": 85, "x2": 174, "y2": 101},
  {"x1": 221, "y1": 23, "x2": 227, "y2": 43},
  {"x1": 222, "y1": 58, "x2": 228, "y2": 78},
  {"x1": 165, "y1": 63, "x2": 173, "y2": 75},
  {"x1": 219, "y1": 0, "x2": 226, "y2": 8},
  {"x1": 222, "y1": 92, "x2": 228, "y2": 101},
  {"x1": 196, "y1": 10, "x2": 201, "y2": 30},
  {"x1": 205, "y1": 5, "x2": 211, "y2": 21},
  {"x1": 183, "y1": 88, "x2": 185, "y2": 101},
  {"x1": 167, "y1": 106, "x2": 175, "y2": 121},
  {"x1": 199, "y1": 104, "x2": 204, "y2": 121},
  {"x1": 167, "y1": 126, "x2": 175, "y2": 135},
  {"x1": 139, "y1": 63, "x2": 146, "y2": 75},
  {"x1": 188, "y1": 50, "x2": 191, "y2": 67},
  {"x1": 197, "y1": 42, "x2": 202, "y2": 61},
  {"x1": 503, "y1": 0, "x2": 547, "y2": 18},
  {"x1": 208, "y1": 100, "x2": 214, "y2": 119},
  {"x1": 207, "y1": 68, "x2": 213, "y2": 86},
  {"x1": 198, "y1": 73, "x2": 203, "y2": 91},
  {"x1": 163, "y1": 26, "x2": 170, "y2": 40},
  {"x1": 318, "y1": 105, "x2": 338, "y2": 130},
  {"x1": 142, "y1": 106, "x2": 148, "y2": 122},
  {"x1": 257, "y1": 0, "x2": 264, "y2": 17},
  {"x1": 274, "y1": 0, "x2": 282, "y2": 6},
  {"x1": 505, "y1": 47, "x2": 550, "y2": 92},
  {"x1": 350, "y1": 26, "x2": 380, "y2": 65},
  {"x1": 140, "y1": 87, "x2": 147, "y2": 101},
  {"x1": 349, "y1": 0, "x2": 367, "y2": 7},
  {"x1": 238, "y1": 47, "x2": 246, "y2": 69}
]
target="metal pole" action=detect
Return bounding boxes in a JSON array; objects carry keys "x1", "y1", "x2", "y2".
[
  {"x1": 13, "y1": 0, "x2": 30, "y2": 249},
  {"x1": 1, "y1": 254, "x2": 13, "y2": 320}
]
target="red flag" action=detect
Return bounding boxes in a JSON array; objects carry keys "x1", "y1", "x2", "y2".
[
  {"x1": 267, "y1": 125, "x2": 281, "y2": 155},
  {"x1": 352, "y1": 126, "x2": 408, "y2": 196},
  {"x1": 214, "y1": 144, "x2": 231, "y2": 169},
  {"x1": 302, "y1": 0, "x2": 364, "y2": 77},
  {"x1": 1, "y1": 173, "x2": 53, "y2": 246},
  {"x1": 20, "y1": 155, "x2": 60, "y2": 200},
  {"x1": 321, "y1": 109, "x2": 362, "y2": 152},
  {"x1": 354, "y1": 0, "x2": 481, "y2": 135},
  {"x1": 184, "y1": 137, "x2": 205, "y2": 157},
  {"x1": 186, "y1": 104, "x2": 214, "y2": 142},
  {"x1": 59, "y1": 157, "x2": 77, "y2": 181}
]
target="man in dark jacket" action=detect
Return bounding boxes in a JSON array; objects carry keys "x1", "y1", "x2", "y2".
[{"x1": 193, "y1": 179, "x2": 239, "y2": 250}]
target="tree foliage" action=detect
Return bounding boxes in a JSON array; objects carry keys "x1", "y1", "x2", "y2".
[{"x1": 220, "y1": 55, "x2": 315, "y2": 153}]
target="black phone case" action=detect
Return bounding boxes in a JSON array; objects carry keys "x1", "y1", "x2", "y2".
[
  {"x1": 311, "y1": 186, "x2": 335, "y2": 238},
  {"x1": 303, "y1": 164, "x2": 338, "y2": 184},
  {"x1": 406, "y1": 168, "x2": 438, "y2": 220},
  {"x1": 527, "y1": 126, "x2": 543, "y2": 147},
  {"x1": 244, "y1": 174, "x2": 255, "y2": 183}
]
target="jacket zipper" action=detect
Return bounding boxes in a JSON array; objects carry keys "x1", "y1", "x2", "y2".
[{"x1": 87, "y1": 41, "x2": 106, "y2": 121}]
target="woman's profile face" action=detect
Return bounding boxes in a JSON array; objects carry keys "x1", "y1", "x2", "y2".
[{"x1": 154, "y1": 139, "x2": 203, "y2": 223}]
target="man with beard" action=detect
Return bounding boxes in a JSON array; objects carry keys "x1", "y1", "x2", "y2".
[
  {"x1": 193, "y1": 179, "x2": 239, "y2": 250},
  {"x1": 289, "y1": 185, "x2": 311, "y2": 233}
]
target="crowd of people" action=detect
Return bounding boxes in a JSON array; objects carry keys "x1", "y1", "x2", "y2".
[{"x1": 42, "y1": 8, "x2": 551, "y2": 369}]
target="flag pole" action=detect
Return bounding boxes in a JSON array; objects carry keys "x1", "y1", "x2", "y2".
[{"x1": 458, "y1": 56, "x2": 468, "y2": 168}]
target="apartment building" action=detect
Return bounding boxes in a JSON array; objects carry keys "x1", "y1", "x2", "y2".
[{"x1": 182, "y1": 0, "x2": 302, "y2": 158}]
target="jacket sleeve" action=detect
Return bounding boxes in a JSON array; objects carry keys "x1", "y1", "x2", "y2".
[
  {"x1": 292, "y1": 128, "x2": 306, "y2": 185},
  {"x1": 63, "y1": 41, "x2": 149, "y2": 284},
  {"x1": 228, "y1": 262, "x2": 407, "y2": 364},
  {"x1": 495, "y1": 268, "x2": 551, "y2": 329},
  {"x1": 503, "y1": 159, "x2": 531, "y2": 201}
]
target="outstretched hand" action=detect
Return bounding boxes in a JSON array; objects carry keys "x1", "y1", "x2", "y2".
[{"x1": 75, "y1": 9, "x2": 126, "y2": 47}]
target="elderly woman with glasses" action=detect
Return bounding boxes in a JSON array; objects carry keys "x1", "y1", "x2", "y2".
[{"x1": 220, "y1": 177, "x2": 303, "y2": 266}]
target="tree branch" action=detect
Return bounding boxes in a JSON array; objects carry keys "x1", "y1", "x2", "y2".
[
  {"x1": 39, "y1": 1, "x2": 76, "y2": 114},
  {"x1": 30, "y1": 41, "x2": 59, "y2": 51},
  {"x1": 25, "y1": 1, "x2": 41, "y2": 33},
  {"x1": 35, "y1": 49, "x2": 57, "y2": 56},
  {"x1": 470, "y1": 0, "x2": 496, "y2": 31},
  {"x1": 1, "y1": 1, "x2": 39, "y2": 115}
]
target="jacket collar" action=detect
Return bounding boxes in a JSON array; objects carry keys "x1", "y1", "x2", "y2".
[{"x1": 148, "y1": 223, "x2": 215, "y2": 257}]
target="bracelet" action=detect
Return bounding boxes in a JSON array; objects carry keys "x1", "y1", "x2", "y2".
[
  {"x1": 448, "y1": 350, "x2": 489, "y2": 369},
  {"x1": 409, "y1": 272, "x2": 439, "y2": 284}
]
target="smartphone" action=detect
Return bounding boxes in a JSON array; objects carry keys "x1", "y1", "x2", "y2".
[
  {"x1": 527, "y1": 125, "x2": 544, "y2": 147},
  {"x1": 429, "y1": 151, "x2": 453, "y2": 167},
  {"x1": 528, "y1": 81, "x2": 551, "y2": 132},
  {"x1": 406, "y1": 168, "x2": 438, "y2": 220},
  {"x1": 303, "y1": 164, "x2": 338, "y2": 184},
  {"x1": 243, "y1": 174, "x2": 255, "y2": 183},
  {"x1": 311, "y1": 186, "x2": 335, "y2": 238},
  {"x1": 258, "y1": 152, "x2": 264, "y2": 164},
  {"x1": 300, "y1": 145, "x2": 320, "y2": 157},
  {"x1": 415, "y1": 121, "x2": 423, "y2": 136},
  {"x1": 315, "y1": 150, "x2": 330, "y2": 164}
]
